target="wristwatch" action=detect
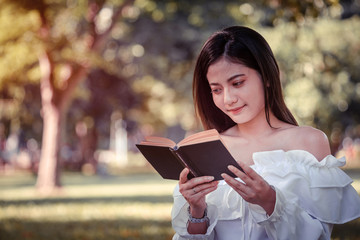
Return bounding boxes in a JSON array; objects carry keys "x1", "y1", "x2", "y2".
[{"x1": 187, "y1": 205, "x2": 210, "y2": 224}]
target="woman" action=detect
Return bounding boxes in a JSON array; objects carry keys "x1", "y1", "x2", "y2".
[{"x1": 171, "y1": 26, "x2": 360, "y2": 239}]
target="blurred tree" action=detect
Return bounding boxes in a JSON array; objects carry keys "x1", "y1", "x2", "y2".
[
  {"x1": 261, "y1": 17, "x2": 360, "y2": 152},
  {"x1": 0, "y1": 0, "x2": 135, "y2": 193},
  {"x1": 67, "y1": 69, "x2": 139, "y2": 170}
]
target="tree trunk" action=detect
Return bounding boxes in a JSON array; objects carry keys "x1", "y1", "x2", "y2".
[
  {"x1": 35, "y1": 52, "x2": 64, "y2": 193},
  {"x1": 35, "y1": 51, "x2": 87, "y2": 194},
  {"x1": 35, "y1": 0, "x2": 134, "y2": 194},
  {"x1": 36, "y1": 100, "x2": 63, "y2": 192}
]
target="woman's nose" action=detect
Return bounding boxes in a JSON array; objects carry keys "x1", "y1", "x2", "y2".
[{"x1": 224, "y1": 88, "x2": 238, "y2": 105}]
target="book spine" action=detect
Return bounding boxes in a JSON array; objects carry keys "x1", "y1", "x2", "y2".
[{"x1": 169, "y1": 148, "x2": 198, "y2": 178}]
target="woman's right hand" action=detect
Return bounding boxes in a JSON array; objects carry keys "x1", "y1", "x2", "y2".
[{"x1": 178, "y1": 168, "x2": 219, "y2": 218}]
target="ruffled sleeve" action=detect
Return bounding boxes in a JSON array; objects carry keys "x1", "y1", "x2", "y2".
[
  {"x1": 171, "y1": 185, "x2": 216, "y2": 240},
  {"x1": 248, "y1": 150, "x2": 360, "y2": 239},
  {"x1": 171, "y1": 180, "x2": 245, "y2": 239}
]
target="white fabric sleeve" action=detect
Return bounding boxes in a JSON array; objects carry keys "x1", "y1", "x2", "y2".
[
  {"x1": 171, "y1": 180, "x2": 246, "y2": 240},
  {"x1": 171, "y1": 185, "x2": 218, "y2": 240},
  {"x1": 246, "y1": 150, "x2": 360, "y2": 240},
  {"x1": 248, "y1": 186, "x2": 332, "y2": 240}
]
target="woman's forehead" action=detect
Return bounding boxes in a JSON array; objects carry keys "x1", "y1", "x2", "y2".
[{"x1": 207, "y1": 59, "x2": 248, "y2": 79}]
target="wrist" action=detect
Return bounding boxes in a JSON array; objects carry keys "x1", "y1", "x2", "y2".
[
  {"x1": 189, "y1": 204, "x2": 207, "y2": 218},
  {"x1": 188, "y1": 205, "x2": 209, "y2": 224},
  {"x1": 262, "y1": 185, "x2": 276, "y2": 215}
]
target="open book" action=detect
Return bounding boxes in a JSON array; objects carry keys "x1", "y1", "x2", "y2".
[{"x1": 136, "y1": 129, "x2": 243, "y2": 180}]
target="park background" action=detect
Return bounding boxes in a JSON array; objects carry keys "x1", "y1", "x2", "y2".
[{"x1": 0, "y1": 0, "x2": 360, "y2": 239}]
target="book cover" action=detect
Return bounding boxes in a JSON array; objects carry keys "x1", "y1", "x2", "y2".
[{"x1": 136, "y1": 130, "x2": 243, "y2": 180}]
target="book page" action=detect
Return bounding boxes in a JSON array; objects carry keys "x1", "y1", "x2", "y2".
[
  {"x1": 140, "y1": 136, "x2": 176, "y2": 148},
  {"x1": 178, "y1": 129, "x2": 220, "y2": 147}
]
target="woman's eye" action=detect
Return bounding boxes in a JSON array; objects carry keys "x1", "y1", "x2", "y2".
[
  {"x1": 233, "y1": 80, "x2": 245, "y2": 87},
  {"x1": 211, "y1": 88, "x2": 222, "y2": 94}
]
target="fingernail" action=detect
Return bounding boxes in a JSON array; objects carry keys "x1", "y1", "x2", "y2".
[
  {"x1": 207, "y1": 176, "x2": 215, "y2": 181},
  {"x1": 221, "y1": 173, "x2": 226, "y2": 178}
]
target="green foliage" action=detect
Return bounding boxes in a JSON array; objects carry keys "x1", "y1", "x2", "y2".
[
  {"x1": 0, "y1": 3, "x2": 40, "y2": 85},
  {"x1": 259, "y1": 17, "x2": 360, "y2": 145}
]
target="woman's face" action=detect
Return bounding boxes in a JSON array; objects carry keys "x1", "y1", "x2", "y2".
[{"x1": 207, "y1": 58, "x2": 265, "y2": 125}]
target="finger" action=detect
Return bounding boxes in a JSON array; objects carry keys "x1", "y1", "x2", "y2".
[
  {"x1": 239, "y1": 163, "x2": 268, "y2": 188},
  {"x1": 180, "y1": 172, "x2": 215, "y2": 197},
  {"x1": 228, "y1": 165, "x2": 246, "y2": 178},
  {"x1": 221, "y1": 173, "x2": 248, "y2": 196},
  {"x1": 229, "y1": 164, "x2": 261, "y2": 187},
  {"x1": 236, "y1": 161, "x2": 259, "y2": 180},
  {"x1": 221, "y1": 173, "x2": 244, "y2": 187},
  {"x1": 192, "y1": 180, "x2": 218, "y2": 194},
  {"x1": 188, "y1": 175, "x2": 215, "y2": 188},
  {"x1": 228, "y1": 165, "x2": 254, "y2": 185},
  {"x1": 191, "y1": 182, "x2": 218, "y2": 197},
  {"x1": 225, "y1": 166, "x2": 270, "y2": 202},
  {"x1": 179, "y1": 168, "x2": 189, "y2": 184}
]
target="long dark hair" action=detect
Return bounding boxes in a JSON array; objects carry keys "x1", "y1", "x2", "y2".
[{"x1": 193, "y1": 26, "x2": 298, "y2": 133}]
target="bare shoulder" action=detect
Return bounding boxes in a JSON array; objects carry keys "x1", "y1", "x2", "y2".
[{"x1": 281, "y1": 125, "x2": 331, "y2": 161}]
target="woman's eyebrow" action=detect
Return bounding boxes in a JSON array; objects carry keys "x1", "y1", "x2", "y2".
[
  {"x1": 227, "y1": 74, "x2": 245, "y2": 82},
  {"x1": 209, "y1": 74, "x2": 245, "y2": 86}
]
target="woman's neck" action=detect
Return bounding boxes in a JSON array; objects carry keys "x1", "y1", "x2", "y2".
[{"x1": 234, "y1": 112, "x2": 283, "y2": 140}]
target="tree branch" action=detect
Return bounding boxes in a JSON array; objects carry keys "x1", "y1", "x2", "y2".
[
  {"x1": 92, "y1": 0, "x2": 135, "y2": 51},
  {"x1": 50, "y1": 0, "x2": 135, "y2": 110},
  {"x1": 37, "y1": 11, "x2": 59, "y2": 105},
  {"x1": 38, "y1": 51, "x2": 55, "y2": 104}
]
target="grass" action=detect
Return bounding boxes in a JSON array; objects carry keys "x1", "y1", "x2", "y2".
[
  {"x1": 0, "y1": 170, "x2": 360, "y2": 240},
  {"x1": 0, "y1": 171, "x2": 177, "y2": 240}
]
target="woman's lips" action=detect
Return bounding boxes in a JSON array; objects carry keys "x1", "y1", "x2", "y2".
[{"x1": 227, "y1": 105, "x2": 245, "y2": 114}]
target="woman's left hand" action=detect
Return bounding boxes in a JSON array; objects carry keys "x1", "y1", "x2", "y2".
[{"x1": 221, "y1": 162, "x2": 276, "y2": 215}]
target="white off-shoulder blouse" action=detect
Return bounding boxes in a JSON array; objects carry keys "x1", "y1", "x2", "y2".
[{"x1": 171, "y1": 150, "x2": 360, "y2": 240}]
